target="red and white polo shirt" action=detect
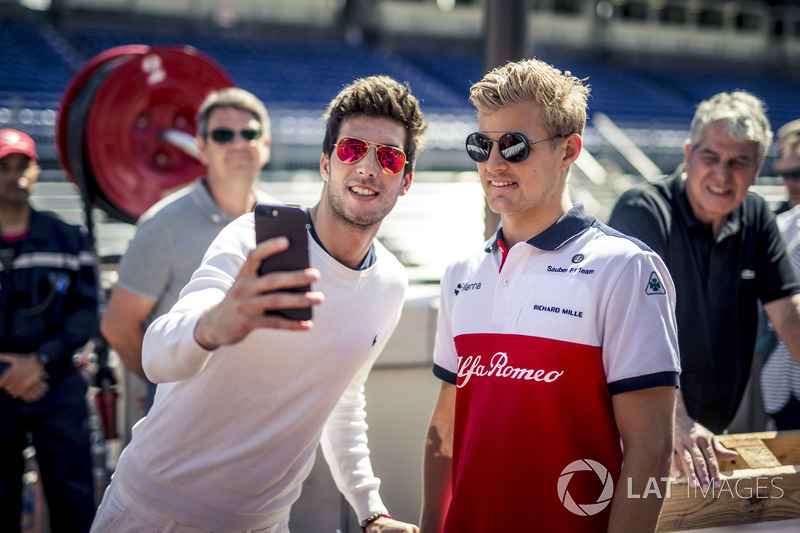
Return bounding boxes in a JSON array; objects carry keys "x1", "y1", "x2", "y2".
[{"x1": 433, "y1": 205, "x2": 680, "y2": 532}]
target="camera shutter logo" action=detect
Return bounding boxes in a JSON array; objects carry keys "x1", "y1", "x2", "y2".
[{"x1": 557, "y1": 459, "x2": 614, "y2": 516}]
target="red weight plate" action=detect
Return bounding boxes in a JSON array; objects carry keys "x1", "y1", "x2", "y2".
[
  {"x1": 56, "y1": 45, "x2": 150, "y2": 186},
  {"x1": 85, "y1": 45, "x2": 234, "y2": 221}
]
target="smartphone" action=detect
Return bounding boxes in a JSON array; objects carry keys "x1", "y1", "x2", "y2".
[{"x1": 254, "y1": 204, "x2": 313, "y2": 321}]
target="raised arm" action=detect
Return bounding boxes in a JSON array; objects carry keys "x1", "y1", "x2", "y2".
[
  {"x1": 191, "y1": 237, "x2": 322, "y2": 350},
  {"x1": 143, "y1": 234, "x2": 322, "y2": 383}
]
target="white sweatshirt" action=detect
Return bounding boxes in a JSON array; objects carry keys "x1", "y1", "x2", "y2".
[{"x1": 112, "y1": 213, "x2": 407, "y2": 531}]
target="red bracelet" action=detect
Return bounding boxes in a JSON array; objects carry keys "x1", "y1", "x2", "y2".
[{"x1": 360, "y1": 512, "x2": 391, "y2": 531}]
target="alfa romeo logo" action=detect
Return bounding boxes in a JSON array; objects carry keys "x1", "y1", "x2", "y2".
[
  {"x1": 645, "y1": 271, "x2": 667, "y2": 295},
  {"x1": 557, "y1": 459, "x2": 614, "y2": 516}
]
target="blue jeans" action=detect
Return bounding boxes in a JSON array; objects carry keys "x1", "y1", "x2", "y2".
[{"x1": 0, "y1": 370, "x2": 95, "y2": 533}]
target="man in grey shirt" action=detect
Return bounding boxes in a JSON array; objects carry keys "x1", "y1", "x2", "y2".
[{"x1": 101, "y1": 87, "x2": 277, "y2": 413}]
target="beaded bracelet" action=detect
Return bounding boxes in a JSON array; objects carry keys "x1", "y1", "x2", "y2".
[{"x1": 360, "y1": 512, "x2": 392, "y2": 531}]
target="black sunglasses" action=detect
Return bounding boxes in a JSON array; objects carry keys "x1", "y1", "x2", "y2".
[
  {"x1": 465, "y1": 132, "x2": 563, "y2": 163},
  {"x1": 208, "y1": 127, "x2": 263, "y2": 143},
  {"x1": 781, "y1": 169, "x2": 800, "y2": 182}
]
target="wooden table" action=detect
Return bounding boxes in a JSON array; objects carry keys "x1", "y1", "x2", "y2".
[{"x1": 657, "y1": 430, "x2": 800, "y2": 531}]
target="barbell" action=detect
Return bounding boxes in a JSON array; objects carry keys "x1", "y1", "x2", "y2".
[{"x1": 56, "y1": 45, "x2": 235, "y2": 224}]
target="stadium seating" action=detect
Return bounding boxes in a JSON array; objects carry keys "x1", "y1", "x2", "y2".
[
  {"x1": 4, "y1": 13, "x2": 800, "y2": 133},
  {"x1": 1, "y1": 10, "x2": 797, "y2": 222}
]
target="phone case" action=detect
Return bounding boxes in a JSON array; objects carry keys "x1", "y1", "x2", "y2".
[{"x1": 254, "y1": 204, "x2": 312, "y2": 320}]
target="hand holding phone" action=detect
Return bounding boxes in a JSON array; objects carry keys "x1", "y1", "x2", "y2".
[{"x1": 254, "y1": 204, "x2": 313, "y2": 321}]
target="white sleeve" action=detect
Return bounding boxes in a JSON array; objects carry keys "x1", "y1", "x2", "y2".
[
  {"x1": 602, "y1": 250, "x2": 681, "y2": 386},
  {"x1": 319, "y1": 354, "x2": 388, "y2": 522},
  {"x1": 142, "y1": 215, "x2": 252, "y2": 383},
  {"x1": 432, "y1": 264, "x2": 459, "y2": 380}
]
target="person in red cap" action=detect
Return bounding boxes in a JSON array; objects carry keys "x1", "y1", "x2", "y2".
[
  {"x1": 0, "y1": 128, "x2": 99, "y2": 532},
  {"x1": 0, "y1": 128, "x2": 38, "y2": 161}
]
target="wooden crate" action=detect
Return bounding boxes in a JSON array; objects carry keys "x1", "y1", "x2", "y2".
[{"x1": 657, "y1": 430, "x2": 800, "y2": 531}]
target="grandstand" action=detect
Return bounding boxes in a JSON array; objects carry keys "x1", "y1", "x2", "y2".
[
  {"x1": 2, "y1": 2, "x2": 799, "y2": 231},
  {"x1": 4, "y1": 1, "x2": 800, "y2": 531},
  {"x1": 3, "y1": 0, "x2": 800, "y2": 177}
]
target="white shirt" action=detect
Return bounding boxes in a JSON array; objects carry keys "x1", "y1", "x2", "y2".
[{"x1": 112, "y1": 213, "x2": 407, "y2": 530}]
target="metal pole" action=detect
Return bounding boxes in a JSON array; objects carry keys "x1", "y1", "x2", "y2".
[{"x1": 483, "y1": 0, "x2": 527, "y2": 75}]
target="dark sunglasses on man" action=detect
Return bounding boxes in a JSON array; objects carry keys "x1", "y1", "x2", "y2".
[
  {"x1": 465, "y1": 131, "x2": 564, "y2": 164},
  {"x1": 781, "y1": 169, "x2": 800, "y2": 182},
  {"x1": 208, "y1": 127, "x2": 263, "y2": 143}
]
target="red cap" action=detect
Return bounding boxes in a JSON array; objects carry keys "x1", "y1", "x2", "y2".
[{"x1": 0, "y1": 129, "x2": 38, "y2": 162}]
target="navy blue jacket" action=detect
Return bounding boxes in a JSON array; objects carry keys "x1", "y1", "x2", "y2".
[{"x1": 1, "y1": 209, "x2": 99, "y2": 382}]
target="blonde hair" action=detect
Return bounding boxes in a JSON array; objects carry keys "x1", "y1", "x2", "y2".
[{"x1": 469, "y1": 58, "x2": 590, "y2": 139}]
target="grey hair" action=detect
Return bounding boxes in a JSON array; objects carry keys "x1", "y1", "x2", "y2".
[{"x1": 689, "y1": 91, "x2": 773, "y2": 159}]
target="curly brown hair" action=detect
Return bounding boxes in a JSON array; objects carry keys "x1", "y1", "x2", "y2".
[{"x1": 322, "y1": 75, "x2": 427, "y2": 175}]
